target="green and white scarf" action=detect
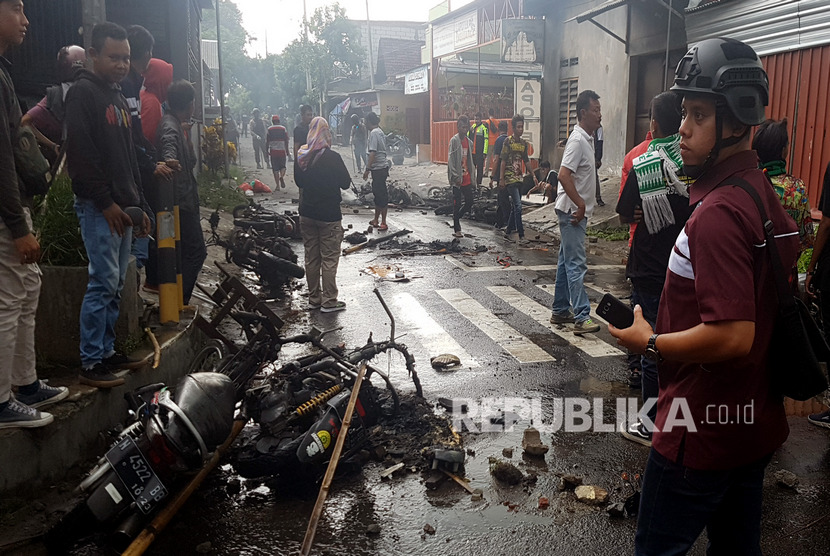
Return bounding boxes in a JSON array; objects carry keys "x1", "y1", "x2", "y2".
[{"x1": 632, "y1": 133, "x2": 688, "y2": 234}]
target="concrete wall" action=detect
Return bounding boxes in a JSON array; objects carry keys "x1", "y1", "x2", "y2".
[
  {"x1": 353, "y1": 20, "x2": 427, "y2": 78},
  {"x1": 378, "y1": 90, "x2": 428, "y2": 139},
  {"x1": 36, "y1": 257, "x2": 143, "y2": 366},
  {"x1": 546, "y1": 1, "x2": 632, "y2": 176}
]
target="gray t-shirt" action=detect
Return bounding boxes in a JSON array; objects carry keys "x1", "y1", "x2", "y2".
[{"x1": 367, "y1": 127, "x2": 388, "y2": 170}]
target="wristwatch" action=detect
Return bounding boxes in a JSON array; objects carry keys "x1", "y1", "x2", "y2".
[{"x1": 645, "y1": 333, "x2": 663, "y2": 363}]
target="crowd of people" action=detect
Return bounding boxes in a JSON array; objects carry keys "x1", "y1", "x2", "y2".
[{"x1": 0, "y1": 11, "x2": 212, "y2": 428}]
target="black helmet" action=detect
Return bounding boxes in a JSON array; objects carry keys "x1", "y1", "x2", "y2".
[
  {"x1": 351, "y1": 113, "x2": 359, "y2": 123},
  {"x1": 671, "y1": 37, "x2": 768, "y2": 126}
]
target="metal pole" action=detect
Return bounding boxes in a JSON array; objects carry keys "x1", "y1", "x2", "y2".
[
  {"x1": 663, "y1": 0, "x2": 672, "y2": 90},
  {"x1": 304, "y1": 0, "x2": 311, "y2": 93},
  {"x1": 215, "y1": 0, "x2": 230, "y2": 178},
  {"x1": 366, "y1": 0, "x2": 375, "y2": 91}
]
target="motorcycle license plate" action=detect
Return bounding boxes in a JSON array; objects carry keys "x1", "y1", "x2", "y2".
[{"x1": 105, "y1": 436, "x2": 168, "y2": 514}]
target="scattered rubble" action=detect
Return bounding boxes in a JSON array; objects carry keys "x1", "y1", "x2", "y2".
[
  {"x1": 345, "y1": 232, "x2": 367, "y2": 244},
  {"x1": 380, "y1": 463, "x2": 405, "y2": 479},
  {"x1": 423, "y1": 523, "x2": 436, "y2": 535},
  {"x1": 521, "y1": 427, "x2": 549, "y2": 457},
  {"x1": 502, "y1": 447, "x2": 514, "y2": 458},
  {"x1": 559, "y1": 474, "x2": 584, "y2": 491},
  {"x1": 366, "y1": 524, "x2": 381, "y2": 535},
  {"x1": 538, "y1": 497, "x2": 550, "y2": 509},
  {"x1": 606, "y1": 502, "x2": 626, "y2": 518},
  {"x1": 574, "y1": 485, "x2": 609, "y2": 505},
  {"x1": 490, "y1": 460, "x2": 523, "y2": 485},
  {"x1": 773, "y1": 470, "x2": 800, "y2": 490},
  {"x1": 195, "y1": 541, "x2": 212, "y2": 553},
  {"x1": 471, "y1": 489, "x2": 484, "y2": 502},
  {"x1": 431, "y1": 353, "x2": 462, "y2": 370}
]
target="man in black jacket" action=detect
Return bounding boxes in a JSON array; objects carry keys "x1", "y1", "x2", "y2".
[
  {"x1": 0, "y1": 0, "x2": 69, "y2": 430},
  {"x1": 65, "y1": 22, "x2": 152, "y2": 389}
]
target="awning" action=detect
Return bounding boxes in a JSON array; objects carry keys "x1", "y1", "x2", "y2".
[
  {"x1": 685, "y1": 0, "x2": 730, "y2": 13},
  {"x1": 570, "y1": 0, "x2": 684, "y2": 47},
  {"x1": 575, "y1": 0, "x2": 632, "y2": 23},
  {"x1": 439, "y1": 60, "x2": 542, "y2": 78}
]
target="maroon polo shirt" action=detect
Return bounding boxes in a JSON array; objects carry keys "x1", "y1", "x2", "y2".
[{"x1": 653, "y1": 149, "x2": 798, "y2": 471}]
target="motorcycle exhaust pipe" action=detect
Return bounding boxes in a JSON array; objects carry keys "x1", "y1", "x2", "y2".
[{"x1": 111, "y1": 512, "x2": 146, "y2": 552}]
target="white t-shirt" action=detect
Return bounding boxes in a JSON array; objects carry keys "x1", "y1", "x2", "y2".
[{"x1": 555, "y1": 124, "x2": 596, "y2": 218}]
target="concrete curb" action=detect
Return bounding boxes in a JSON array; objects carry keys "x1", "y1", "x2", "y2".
[{"x1": 0, "y1": 317, "x2": 205, "y2": 496}]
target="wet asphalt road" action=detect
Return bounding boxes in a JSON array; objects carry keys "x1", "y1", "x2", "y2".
[{"x1": 142, "y1": 191, "x2": 830, "y2": 556}]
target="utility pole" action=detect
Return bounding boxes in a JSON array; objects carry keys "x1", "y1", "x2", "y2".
[
  {"x1": 366, "y1": 0, "x2": 375, "y2": 91},
  {"x1": 304, "y1": 0, "x2": 311, "y2": 94},
  {"x1": 214, "y1": 0, "x2": 229, "y2": 178}
]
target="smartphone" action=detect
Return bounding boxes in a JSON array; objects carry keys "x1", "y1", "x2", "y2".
[{"x1": 597, "y1": 293, "x2": 635, "y2": 329}]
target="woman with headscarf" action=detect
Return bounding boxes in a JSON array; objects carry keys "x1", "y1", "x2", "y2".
[{"x1": 295, "y1": 117, "x2": 351, "y2": 313}]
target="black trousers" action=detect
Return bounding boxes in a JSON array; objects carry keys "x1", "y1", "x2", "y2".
[
  {"x1": 452, "y1": 185, "x2": 474, "y2": 232},
  {"x1": 179, "y1": 208, "x2": 207, "y2": 305},
  {"x1": 473, "y1": 153, "x2": 485, "y2": 185}
]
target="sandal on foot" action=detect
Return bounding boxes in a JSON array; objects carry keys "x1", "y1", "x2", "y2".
[{"x1": 377, "y1": 224, "x2": 388, "y2": 231}]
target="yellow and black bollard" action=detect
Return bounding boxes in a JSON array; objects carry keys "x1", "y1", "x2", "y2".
[{"x1": 156, "y1": 180, "x2": 179, "y2": 324}]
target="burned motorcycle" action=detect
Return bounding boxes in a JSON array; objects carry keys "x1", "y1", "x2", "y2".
[
  {"x1": 232, "y1": 201, "x2": 302, "y2": 240},
  {"x1": 208, "y1": 209, "x2": 305, "y2": 290},
  {"x1": 47, "y1": 373, "x2": 238, "y2": 551}
]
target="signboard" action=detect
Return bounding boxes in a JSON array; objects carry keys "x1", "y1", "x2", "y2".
[
  {"x1": 405, "y1": 66, "x2": 429, "y2": 95},
  {"x1": 350, "y1": 92, "x2": 378, "y2": 108},
  {"x1": 515, "y1": 79, "x2": 542, "y2": 120},
  {"x1": 522, "y1": 120, "x2": 541, "y2": 159},
  {"x1": 501, "y1": 19, "x2": 545, "y2": 63},
  {"x1": 432, "y1": 10, "x2": 479, "y2": 58}
]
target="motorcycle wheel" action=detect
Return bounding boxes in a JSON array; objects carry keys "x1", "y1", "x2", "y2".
[
  {"x1": 404, "y1": 144, "x2": 413, "y2": 157},
  {"x1": 189, "y1": 341, "x2": 229, "y2": 374},
  {"x1": 409, "y1": 192, "x2": 424, "y2": 206}
]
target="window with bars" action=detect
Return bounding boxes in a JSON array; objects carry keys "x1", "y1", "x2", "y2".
[{"x1": 559, "y1": 78, "x2": 579, "y2": 143}]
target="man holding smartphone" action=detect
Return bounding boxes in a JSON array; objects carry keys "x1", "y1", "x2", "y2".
[{"x1": 610, "y1": 39, "x2": 797, "y2": 554}]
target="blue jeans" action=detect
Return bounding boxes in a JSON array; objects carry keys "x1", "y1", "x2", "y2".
[
  {"x1": 632, "y1": 285, "x2": 661, "y2": 423},
  {"x1": 75, "y1": 199, "x2": 133, "y2": 368},
  {"x1": 505, "y1": 183, "x2": 524, "y2": 237},
  {"x1": 636, "y1": 449, "x2": 771, "y2": 555},
  {"x1": 552, "y1": 209, "x2": 590, "y2": 322}
]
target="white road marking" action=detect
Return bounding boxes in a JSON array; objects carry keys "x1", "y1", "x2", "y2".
[
  {"x1": 392, "y1": 292, "x2": 479, "y2": 368},
  {"x1": 489, "y1": 286, "x2": 624, "y2": 358},
  {"x1": 444, "y1": 255, "x2": 624, "y2": 273},
  {"x1": 436, "y1": 289, "x2": 555, "y2": 364},
  {"x1": 536, "y1": 284, "x2": 627, "y2": 327}
]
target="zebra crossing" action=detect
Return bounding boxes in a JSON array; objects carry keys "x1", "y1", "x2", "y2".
[{"x1": 370, "y1": 282, "x2": 628, "y2": 368}]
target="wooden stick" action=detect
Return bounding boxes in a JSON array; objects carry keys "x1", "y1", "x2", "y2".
[
  {"x1": 441, "y1": 470, "x2": 475, "y2": 494},
  {"x1": 122, "y1": 419, "x2": 246, "y2": 556},
  {"x1": 145, "y1": 327, "x2": 161, "y2": 369},
  {"x1": 300, "y1": 361, "x2": 369, "y2": 555}
]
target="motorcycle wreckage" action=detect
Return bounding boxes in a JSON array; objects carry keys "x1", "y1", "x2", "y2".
[{"x1": 47, "y1": 278, "x2": 421, "y2": 552}]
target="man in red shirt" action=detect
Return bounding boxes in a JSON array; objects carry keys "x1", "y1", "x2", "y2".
[
  {"x1": 610, "y1": 38, "x2": 797, "y2": 554},
  {"x1": 267, "y1": 115, "x2": 289, "y2": 189}
]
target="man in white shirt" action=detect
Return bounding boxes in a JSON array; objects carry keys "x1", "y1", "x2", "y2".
[{"x1": 551, "y1": 90, "x2": 603, "y2": 335}]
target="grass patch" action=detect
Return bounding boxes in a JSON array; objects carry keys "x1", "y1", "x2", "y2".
[
  {"x1": 586, "y1": 226, "x2": 630, "y2": 242},
  {"x1": 199, "y1": 167, "x2": 248, "y2": 211},
  {"x1": 32, "y1": 174, "x2": 88, "y2": 267}
]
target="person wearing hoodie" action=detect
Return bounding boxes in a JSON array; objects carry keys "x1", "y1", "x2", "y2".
[
  {"x1": 64, "y1": 22, "x2": 152, "y2": 389},
  {"x1": 140, "y1": 57, "x2": 173, "y2": 146},
  {"x1": 139, "y1": 57, "x2": 174, "y2": 292}
]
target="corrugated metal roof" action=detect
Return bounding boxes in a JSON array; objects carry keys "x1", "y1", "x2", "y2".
[
  {"x1": 685, "y1": 0, "x2": 830, "y2": 56},
  {"x1": 685, "y1": 0, "x2": 731, "y2": 13}
]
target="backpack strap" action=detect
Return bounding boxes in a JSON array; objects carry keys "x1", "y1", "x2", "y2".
[{"x1": 723, "y1": 177, "x2": 795, "y2": 311}]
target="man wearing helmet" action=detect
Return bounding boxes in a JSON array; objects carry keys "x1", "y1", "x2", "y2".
[{"x1": 611, "y1": 38, "x2": 798, "y2": 553}]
